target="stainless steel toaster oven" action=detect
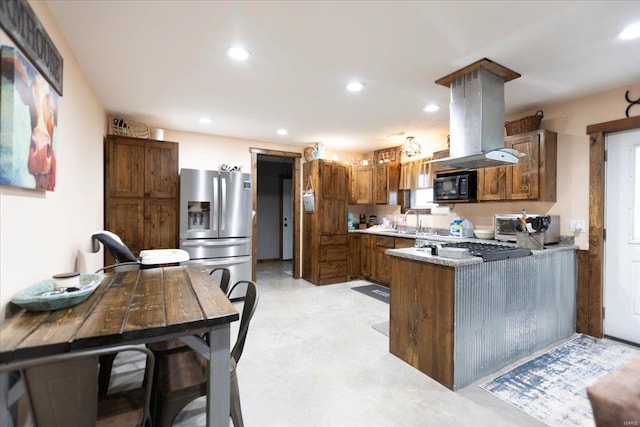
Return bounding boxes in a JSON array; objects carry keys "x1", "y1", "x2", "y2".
[{"x1": 494, "y1": 214, "x2": 561, "y2": 244}]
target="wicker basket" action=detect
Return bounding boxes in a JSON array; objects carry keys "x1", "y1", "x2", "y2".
[
  {"x1": 505, "y1": 110, "x2": 543, "y2": 136},
  {"x1": 303, "y1": 146, "x2": 315, "y2": 162},
  {"x1": 109, "y1": 116, "x2": 150, "y2": 139}
]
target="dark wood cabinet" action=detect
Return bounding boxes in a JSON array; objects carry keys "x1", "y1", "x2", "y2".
[
  {"x1": 394, "y1": 237, "x2": 415, "y2": 249},
  {"x1": 390, "y1": 256, "x2": 455, "y2": 389},
  {"x1": 348, "y1": 165, "x2": 373, "y2": 204},
  {"x1": 477, "y1": 129, "x2": 557, "y2": 202},
  {"x1": 302, "y1": 160, "x2": 349, "y2": 285},
  {"x1": 106, "y1": 137, "x2": 145, "y2": 198},
  {"x1": 144, "y1": 141, "x2": 179, "y2": 198},
  {"x1": 105, "y1": 198, "x2": 145, "y2": 254},
  {"x1": 477, "y1": 166, "x2": 507, "y2": 201},
  {"x1": 506, "y1": 129, "x2": 556, "y2": 201},
  {"x1": 351, "y1": 234, "x2": 415, "y2": 285},
  {"x1": 360, "y1": 234, "x2": 372, "y2": 277},
  {"x1": 348, "y1": 233, "x2": 361, "y2": 279},
  {"x1": 104, "y1": 135, "x2": 179, "y2": 265},
  {"x1": 348, "y1": 162, "x2": 400, "y2": 205},
  {"x1": 372, "y1": 235, "x2": 395, "y2": 285},
  {"x1": 143, "y1": 199, "x2": 179, "y2": 249},
  {"x1": 374, "y1": 162, "x2": 400, "y2": 205}
]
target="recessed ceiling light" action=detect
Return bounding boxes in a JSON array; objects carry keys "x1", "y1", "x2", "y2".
[
  {"x1": 423, "y1": 104, "x2": 440, "y2": 113},
  {"x1": 346, "y1": 81, "x2": 364, "y2": 92},
  {"x1": 277, "y1": 128, "x2": 288, "y2": 136},
  {"x1": 226, "y1": 46, "x2": 250, "y2": 61},
  {"x1": 198, "y1": 117, "x2": 211, "y2": 124},
  {"x1": 619, "y1": 22, "x2": 640, "y2": 40}
]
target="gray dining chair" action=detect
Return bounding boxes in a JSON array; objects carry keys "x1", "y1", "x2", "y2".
[
  {"x1": 210, "y1": 267, "x2": 232, "y2": 295},
  {"x1": 0, "y1": 345, "x2": 155, "y2": 427},
  {"x1": 152, "y1": 280, "x2": 259, "y2": 427}
]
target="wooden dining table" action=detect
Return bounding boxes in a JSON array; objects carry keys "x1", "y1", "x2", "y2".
[{"x1": 0, "y1": 265, "x2": 239, "y2": 427}]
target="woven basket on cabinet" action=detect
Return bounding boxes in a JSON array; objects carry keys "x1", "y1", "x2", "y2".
[{"x1": 505, "y1": 110, "x2": 543, "y2": 136}]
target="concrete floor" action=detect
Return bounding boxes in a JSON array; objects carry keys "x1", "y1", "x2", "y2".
[{"x1": 165, "y1": 261, "x2": 544, "y2": 427}]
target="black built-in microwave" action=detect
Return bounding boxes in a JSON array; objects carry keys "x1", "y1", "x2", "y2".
[{"x1": 433, "y1": 170, "x2": 477, "y2": 202}]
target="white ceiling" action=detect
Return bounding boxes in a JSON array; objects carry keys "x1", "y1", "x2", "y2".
[{"x1": 45, "y1": 1, "x2": 640, "y2": 153}]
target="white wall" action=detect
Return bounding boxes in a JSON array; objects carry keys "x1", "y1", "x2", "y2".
[{"x1": 0, "y1": 2, "x2": 106, "y2": 313}]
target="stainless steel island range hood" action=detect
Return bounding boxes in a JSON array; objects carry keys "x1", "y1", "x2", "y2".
[{"x1": 432, "y1": 59, "x2": 522, "y2": 169}]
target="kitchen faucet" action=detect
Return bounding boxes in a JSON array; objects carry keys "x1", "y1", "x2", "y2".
[{"x1": 403, "y1": 209, "x2": 421, "y2": 233}]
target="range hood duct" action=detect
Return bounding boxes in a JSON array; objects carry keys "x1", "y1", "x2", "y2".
[{"x1": 432, "y1": 59, "x2": 522, "y2": 170}]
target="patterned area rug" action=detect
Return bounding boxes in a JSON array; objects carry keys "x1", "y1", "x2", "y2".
[{"x1": 480, "y1": 334, "x2": 640, "y2": 426}]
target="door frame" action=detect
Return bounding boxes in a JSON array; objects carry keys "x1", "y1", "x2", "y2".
[
  {"x1": 250, "y1": 148, "x2": 302, "y2": 280},
  {"x1": 583, "y1": 115, "x2": 640, "y2": 337}
]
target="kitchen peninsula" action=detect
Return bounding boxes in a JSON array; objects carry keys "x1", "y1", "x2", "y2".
[{"x1": 386, "y1": 242, "x2": 577, "y2": 390}]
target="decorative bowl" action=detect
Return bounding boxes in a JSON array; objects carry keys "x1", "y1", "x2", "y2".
[
  {"x1": 473, "y1": 229, "x2": 495, "y2": 240},
  {"x1": 11, "y1": 273, "x2": 104, "y2": 312}
]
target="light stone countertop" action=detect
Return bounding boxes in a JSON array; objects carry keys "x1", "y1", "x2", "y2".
[
  {"x1": 386, "y1": 244, "x2": 578, "y2": 267},
  {"x1": 385, "y1": 247, "x2": 484, "y2": 267},
  {"x1": 350, "y1": 227, "x2": 578, "y2": 266}
]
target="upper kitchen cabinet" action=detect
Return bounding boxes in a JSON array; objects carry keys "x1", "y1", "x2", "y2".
[
  {"x1": 507, "y1": 129, "x2": 557, "y2": 201},
  {"x1": 477, "y1": 166, "x2": 507, "y2": 201},
  {"x1": 348, "y1": 162, "x2": 400, "y2": 205},
  {"x1": 477, "y1": 129, "x2": 557, "y2": 202},
  {"x1": 374, "y1": 162, "x2": 400, "y2": 204},
  {"x1": 348, "y1": 165, "x2": 373, "y2": 204},
  {"x1": 104, "y1": 135, "x2": 179, "y2": 264}
]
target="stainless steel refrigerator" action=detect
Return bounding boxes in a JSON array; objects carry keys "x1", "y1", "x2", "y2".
[{"x1": 179, "y1": 168, "x2": 252, "y2": 296}]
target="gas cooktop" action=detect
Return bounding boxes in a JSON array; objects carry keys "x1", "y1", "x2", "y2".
[{"x1": 441, "y1": 242, "x2": 532, "y2": 262}]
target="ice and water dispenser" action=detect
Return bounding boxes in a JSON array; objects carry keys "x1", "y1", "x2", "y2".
[{"x1": 187, "y1": 201, "x2": 211, "y2": 231}]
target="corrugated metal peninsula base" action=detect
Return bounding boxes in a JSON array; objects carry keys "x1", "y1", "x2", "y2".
[{"x1": 454, "y1": 250, "x2": 577, "y2": 389}]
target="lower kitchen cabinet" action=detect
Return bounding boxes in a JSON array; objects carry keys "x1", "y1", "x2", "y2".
[
  {"x1": 394, "y1": 237, "x2": 415, "y2": 249},
  {"x1": 373, "y1": 235, "x2": 395, "y2": 285},
  {"x1": 317, "y1": 234, "x2": 348, "y2": 284},
  {"x1": 350, "y1": 233, "x2": 416, "y2": 285},
  {"x1": 348, "y1": 234, "x2": 361, "y2": 279},
  {"x1": 360, "y1": 234, "x2": 372, "y2": 277}
]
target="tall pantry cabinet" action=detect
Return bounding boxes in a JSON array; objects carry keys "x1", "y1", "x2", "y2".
[
  {"x1": 302, "y1": 159, "x2": 349, "y2": 285},
  {"x1": 104, "y1": 135, "x2": 179, "y2": 265}
]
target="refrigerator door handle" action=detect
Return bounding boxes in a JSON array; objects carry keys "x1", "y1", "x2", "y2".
[
  {"x1": 180, "y1": 238, "x2": 251, "y2": 247},
  {"x1": 220, "y1": 176, "x2": 226, "y2": 231},
  {"x1": 213, "y1": 176, "x2": 219, "y2": 232}
]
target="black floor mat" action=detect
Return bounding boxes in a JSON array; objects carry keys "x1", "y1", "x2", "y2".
[{"x1": 351, "y1": 284, "x2": 390, "y2": 303}]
